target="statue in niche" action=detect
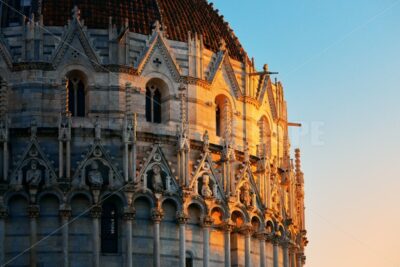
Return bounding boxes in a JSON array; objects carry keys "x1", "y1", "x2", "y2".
[
  {"x1": 88, "y1": 161, "x2": 103, "y2": 186},
  {"x1": 152, "y1": 165, "x2": 164, "y2": 192},
  {"x1": 201, "y1": 174, "x2": 213, "y2": 198},
  {"x1": 240, "y1": 183, "x2": 252, "y2": 207},
  {"x1": 26, "y1": 160, "x2": 42, "y2": 186}
]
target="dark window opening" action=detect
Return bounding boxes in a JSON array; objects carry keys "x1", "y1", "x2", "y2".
[
  {"x1": 216, "y1": 106, "x2": 221, "y2": 137},
  {"x1": 185, "y1": 253, "x2": 193, "y2": 267},
  {"x1": 145, "y1": 86, "x2": 162, "y2": 124},
  {"x1": 67, "y1": 78, "x2": 85, "y2": 117},
  {"x1": 101, "y1": 202, "x2": 118, "y2": 254}
]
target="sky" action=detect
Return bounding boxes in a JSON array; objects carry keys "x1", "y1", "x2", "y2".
[{"x1": 213, "y1": 1, "x2": 400, "y2": 266}]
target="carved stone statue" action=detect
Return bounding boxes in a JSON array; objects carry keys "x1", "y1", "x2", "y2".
[
  {"x1": 88, "y1": 161, "x2": 103, "y2": 186},
  {"x1": 152, "y1": 165, "x2": 163, "y2": 192},
  {"x1": 201, "y1": 174, "x2": 212, "y2": 198},
  {"x1": 26, "y1": 160, "x2": 42, "y2": 186},
  {"x1": 240, "y1": 183, "x2": 252, "y2": 207}
]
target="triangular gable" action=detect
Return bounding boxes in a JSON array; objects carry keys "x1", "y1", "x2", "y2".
[
  {"x1": 137, "y1": 144, "x2": 178, "y2": 193},
  {"x1": 51, "y1": 19, "x2": 101, "y2": 70},
  {"x1": 190, "y1": 151, "x2": 225, "y2": 201},
  {"x1": 236, "y1": 163, "x2": 263, "y2": 209},
  {"x1": 257, "y1": 75, "x2": 277, "y2": 120},
  {"x1": 71, "y1": 141, "x2": 124, "y2": 190},
  {"x1": 135, "y1": 31, "x2": 181, "y2": 82},
  {"x1": 0, "y1": 33, "x2": 13, "y2": 69},
  {"x1": 9, "y1": 140, "x2": 58, "y2": 190},
  {"x1": 208, "y1": 52, "x2": 242, "y2": 98}
]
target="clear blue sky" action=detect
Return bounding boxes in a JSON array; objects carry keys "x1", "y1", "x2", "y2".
[{"x1": 213, "y1": 1, "x2": 400, "y2": 266}]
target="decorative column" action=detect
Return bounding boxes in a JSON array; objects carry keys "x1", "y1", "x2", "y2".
[
  {"x1": 123, "y1": 208, "x2": 135, "y2": 267},
  {"x1": 257, "y1": 232, "x2": 266, "y2": 267},
  {"x1": 59, "y1": 207, "x2": 71, "y2": 267},
  {"x1": 290, "y1": 246, "x2": 297, "y2": 267},
  {"x1": 272, "y1": 236, "x2": 279, "y2": 267},
  {"x1": 223, "y1": 221, "x2": 233, "y2": 267},
  {"x1": 0, "y1": 207, "x2": 8, "y2": 265},
  {"x1": 177, "y1": 83, "x2": 190, "y2": 187},
  {"x1": 58, "y1": 114, "x2": 71, "y2": 180},
  {"x1": 297, "y1": 252, "x2": 305, "y2": 267},
  {"x1": 28, "y1": 205, "x2": 40, "y2": 267},
  {"x1": 90, "y1": 206, "x2": 102, "y2": 267},
  {"x1": 151, "y1": 208, "x2": 163, "y2": 267},
  {"x1": 177, "y1": 212, "x2": 188, "y2": 267},
  {"x1": 282, "y1": 239, "x2": 290, "y2": 267},
  {"x1": 241, "y1": 225, "x2": 253, "y2": 267},
  {"x1": 202, "y1": 216, "x2": 213, "y2": 267},
  {"x1": 123, "y1": 113, "x2": 137, "y2": 183}
]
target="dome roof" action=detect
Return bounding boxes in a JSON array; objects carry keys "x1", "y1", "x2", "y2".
[{"x1": 39, "y1": 0, "x2": 246, "y2": 61}]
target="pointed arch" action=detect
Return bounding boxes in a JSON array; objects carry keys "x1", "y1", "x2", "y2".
[
  {"x1": 215, "y1": 94, "x2": 233, "y2": 138},
  {"x1": 145, "y1": 78, "x2": 170, "y2": 124},
  {"x1": 65, "y1": 70, "x2": 88, "y2": 117}
]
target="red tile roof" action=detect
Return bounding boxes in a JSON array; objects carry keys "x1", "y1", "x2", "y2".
[{"x1": 40, "y1": 0, "x2": 246, "y2": 61}]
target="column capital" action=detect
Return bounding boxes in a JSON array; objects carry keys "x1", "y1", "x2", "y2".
[
  {"x1": 202, "y1": 215, "x2": 214, "y2": 228},
  {"x1": 151, "y1": 208, "x2": 164, "y2": 223},
  {"x1": 176, "y1": 211, "x2": 188, "y2": 225},
  {"x1": 28, "y1": 205, "x2": 40, "y2": 218},
  {"x1": 240, "y1": 224, "x2": 255, "y2": 236},
  {"x1": 123, "y1": 206, "x2": 136, "y2": 220},
  {"x1": 59, "y1": 208, "x2": 72, "y2": 219},
  {"x1": 255, "y1": 231, "x2": 268, "y2": 241},
  {"x1": 222, "y1": 220, "x2": 235, "y2": 232},
  {"x1": 90, "y1": 205, "x2": 102, "y2": 218}
]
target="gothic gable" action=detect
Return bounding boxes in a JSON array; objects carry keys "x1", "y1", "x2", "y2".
[
  {"x1": 190, "y1": 151, "x2": 225, "y2": 201},
  {"x1": 137, "y1": 144, "x2": 178, "y2": 193},
  {"x1": 235, "y1": 164, "x2": 263, "y2": 210},
  {"x1": 51, "y1": 19, "x2": 101, "y2": 71},
  {"x1": 208, "y1": 52, "x2": 242, "y2": 98},
  {"x1": 9, "y1": 139, "x2": 58, "y2": 191},
  {"x1": 135, "y1": 27, "x2": 181, "y2": 82},
  {"x1": 71, "y1": 141, "x2": 123, "y2": 190}
]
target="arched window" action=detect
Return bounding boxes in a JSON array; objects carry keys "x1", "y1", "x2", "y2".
[
  {"x1": 67, "y1": 75, "x2": 86, "y2": 117},
  {"x1": 185, "y1": 251, "x2": 193, "y2": 267},
  {"x1": 1, "y1": 0, "x2": 32, "y2": 27},
  {"x1": 101, "y1": 202, "x2": 118, "y2": 253},
  {"x1": 145, "y1": 85, "x2": 162, "y2": 123},
  {"x1": 215, "y1": 95, "x2": 232, "y2": 138}
]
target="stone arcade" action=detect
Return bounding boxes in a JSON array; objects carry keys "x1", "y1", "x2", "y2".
[{"x1": 0, "y1": 1, "x2": 308, "y2": 267}]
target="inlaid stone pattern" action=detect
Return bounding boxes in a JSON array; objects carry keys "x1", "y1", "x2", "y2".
[{"x1": 0, "y1": 2, "x2": 307, "y2": 267}]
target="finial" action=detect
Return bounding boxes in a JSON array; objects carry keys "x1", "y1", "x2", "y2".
[
  {"x1": 263, "y1": 64, "x2": 269, "y2": 72},
  {"x1": 72, "y1": 6, "x2": 80, "y2": 21},
  {"x1": 153, "y1": 20, "x2": 162, "y2": 32}
]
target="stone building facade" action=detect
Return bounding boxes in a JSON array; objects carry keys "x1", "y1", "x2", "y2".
[{"x1": 0, "y1": 1, "x2": 308, "y2": 267}]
